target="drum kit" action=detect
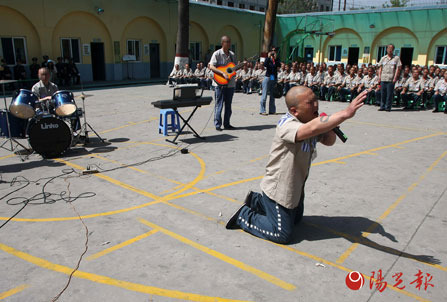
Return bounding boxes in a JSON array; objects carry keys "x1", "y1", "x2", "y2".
[{"x1": 0, "y1": 79, "x2": 104, "y2": 160}]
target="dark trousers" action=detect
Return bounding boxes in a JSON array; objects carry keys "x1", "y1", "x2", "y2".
[
  {"x1": 339, "y1": 88, "x2": 357, "y2": 102},
  {"x1": 433, "y1": 94, "x2": 447, "y2": 112},
  {"x1": 237, "y1": 191, "x2": 304, "y2": 244},
  {"x1": 380, "y1": 81, "x2": 394, "y2": 110},
  {"x1": 214, "y1": 86, "x2": 234, "y2": 128},
  {"x1": 402, "y1": 93, "x2": 421, "y2": 109},
  {"x1": 321, "y1": 86, "x2": 336, "y2": 101},
  {"x1": 242, "y1": 80, "x2": 251, "y2": 93}
]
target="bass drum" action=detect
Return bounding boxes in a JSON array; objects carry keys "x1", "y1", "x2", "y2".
[{"x1": 28, "y1": 116, "x2": 72, "y2": 158}]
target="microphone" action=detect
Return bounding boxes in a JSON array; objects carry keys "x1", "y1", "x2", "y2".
[{"x1": 320, "y1": 112, "x2": 348, "y2": 143}]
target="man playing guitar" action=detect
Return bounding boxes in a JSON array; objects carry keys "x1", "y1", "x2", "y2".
[{"x1": 209, "y1": 35, "x2": 237, "y2": 131}]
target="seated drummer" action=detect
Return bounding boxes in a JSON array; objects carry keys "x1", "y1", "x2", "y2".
[
  {"x1": 31, "y1": 67, "x2": 58, "y2": 107},
  {"x1": 32, "y1": 67, "x2": 80, "y2": 131}
]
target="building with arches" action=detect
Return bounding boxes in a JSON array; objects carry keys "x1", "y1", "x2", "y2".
[
  {"x1": 0, "y1": 0, "x2": 263, "y2": 82},
  {"x1": 0, "y1": 1, "x2": 445, "y2": 83},
  {"x1": 278, "y1": 6, "x2": 447, "y2": 67}
]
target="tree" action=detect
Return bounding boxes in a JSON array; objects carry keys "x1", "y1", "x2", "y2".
[
  {"x1": 277, "y1": 0, "x2": 318, "y2": 14},
  {"x1": 175, "y1": 0, "x2": 189, "y2": 69},
  {"x1": 382, "y1": 0, "x2": 409, "y2": 8}
]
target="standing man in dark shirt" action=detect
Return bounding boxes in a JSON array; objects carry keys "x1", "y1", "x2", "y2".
[
  {"x1": 260, "y1": 47, "x2": 281, "y2": 115},
  {"x1": 13, "y1": 59, "x2": 27, "y2": 88},
  {"x1": 29, "y1": 57, "x2": 40, "y2": 80}
]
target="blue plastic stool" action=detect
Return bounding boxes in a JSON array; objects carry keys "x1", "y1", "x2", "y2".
[{"x1": 158, "y1": 109, "x2": 181, "y2": 136}]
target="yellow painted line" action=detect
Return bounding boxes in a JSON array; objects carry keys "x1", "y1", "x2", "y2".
[
  {"x1": 164, "y1": 133, "x2": 445, "y2": 201},
  {"x1": 0, "y1": 145, "x2": 206, "y2": 222},
  {"x1": 249, "y1": 155, "x2": 269, "y2": 163},
  {"x1": 92, "y1": 154, "x2": 240, "y2": 204},
  {"x1": 277, "y1": 244, "x2": 430, "y2": 302},
  {"x1": 138, "y1": 218, "x2": 296, "y2": 291},
  {"x1": 336, "y1": 150, "x2": 447, "y2": 264},
  {"x1": 311, "y1": 132, "x2": 445, "y2": 167},
  {"x1": 0, "y1": 153, "x2": 15, "y2": 161},
  {"x1": 0, "y1": 284, "x2": 28, "y2": 300},
  {"x1": 365, "y1": 152, "x2": 378, "y2": 155},
  {"x1": 99, "y1": 118, "x2": 155, "y2": 134},
  {"x1": 88, "y1": 229, "x2": 159, "y2": 261},
  {"x1": 333, "y1": 161, "x2": 346, "y2": 164},
  {"x1": 55, "y1": 159, "x2": 159, "y2": 200},
  {"x1": 0, "y1": 243, "x2": 250, "y2": 302},
  {"x1": 392, "y1": 145, "x2": 405, "y2": 149},
  {"x1": 305, "y1": 221, "x2": 447, "y2": 273},
  {"x1": 345, "y1": 120, "x2": 440, "y2": 133}
]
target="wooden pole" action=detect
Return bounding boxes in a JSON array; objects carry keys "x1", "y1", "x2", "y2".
[
  {"x1": 175, "y1": 0, "x2": 189, "y2": 68},
  {"x1": 261, "y1": 0, "x2": 279, "y2": 58}
]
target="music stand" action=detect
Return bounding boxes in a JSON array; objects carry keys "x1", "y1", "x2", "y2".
[{"x1": 0, "y1": 80, "x2": 31, "y2": 159}]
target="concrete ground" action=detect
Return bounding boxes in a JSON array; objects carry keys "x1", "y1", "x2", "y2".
[{"x1": 0, "y1": 84, "x2": 446, "y2": 302}]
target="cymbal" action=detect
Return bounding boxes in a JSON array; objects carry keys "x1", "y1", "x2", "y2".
[
  {"x1": 74, "y1": 93, "x2": 93, "y2": 100},
  {"x1": 0, "y1": 79, "x2": 18, "y2": 84}
]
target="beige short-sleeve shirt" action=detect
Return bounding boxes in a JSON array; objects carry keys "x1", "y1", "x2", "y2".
[
  {"x1": 260, "y1": 113, "x2": 318, "y2": 209},
  {"x1": 379, "y1": 55, "x2": 402, "y2": 82}
]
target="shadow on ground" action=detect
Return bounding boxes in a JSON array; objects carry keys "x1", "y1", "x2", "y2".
[{"x1": 292, "y1": 215, "x2": 441, "y2": 265}]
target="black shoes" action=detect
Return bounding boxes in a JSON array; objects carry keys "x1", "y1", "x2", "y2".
[
  {"x1": 378, "y1": 108, "x2": 385, "y2": 111},
  {"x1": 244, "y1": 191, "x2": 253, "y2": 207},
  {"x1": 225, "y1": 191, "x2": 253, "y2": 230},
  {"x1": 224, "y1": 125, "x2": 236, "y2": 130},
  {"x1": 216, "y1": 127, "x2": 222, "y2": 131},
  {"x1": 225, "y1": 204, "x2": 244, "y2": 229}
]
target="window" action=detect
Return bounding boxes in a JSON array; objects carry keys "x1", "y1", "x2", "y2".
[
  {"x1": 377, "y1": 46, "x2": 386, "y2": 61},
  {"x1": 326, "y1": 6, "x2": 330, "y2": 11},
  {"x1": 320, "y1": 5, "x2": 324, "y2": 11},
  {"x1": 260, "y1": 7, "x2": 265, "y2": 12},
  {"x1": 0, "y1": 37, "x2": 27, "y2": 64},
  {"x1": 228, "y1": 1, "x2": 234, "y2": 7},
  {"x1": 249, "y1": 5, "x2": 255, "y2": 10},
  {"x1": 190, "y1": 42, "x2": 201, "y2": 61},
  {"x1": 127, "y1": 40, "x2": 141, "y2": 61},
  {"x1": 435, "y1": 46, "x2": 447, "y2": 65},
  {"x1": 217, "y1": 0, "x2": 222, "y2": 5},
  {"x1": 329, "y1": 45, "x2": 342, "y2": 61},
  {"x1": 61, "y1": 38, "x2": 81, "y2": 63},
  {"x1": 239, "y1": 3, "x2": 245, "y2": 9}
]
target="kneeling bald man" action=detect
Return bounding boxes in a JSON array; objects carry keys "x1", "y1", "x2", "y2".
[{"x1": 226, "y1": 86, "x2": 367, "y2": 243}]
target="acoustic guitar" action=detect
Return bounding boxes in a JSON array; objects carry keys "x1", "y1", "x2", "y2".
[{"x1": 213, "y1": 55, "x2": 258, "y2": 86}]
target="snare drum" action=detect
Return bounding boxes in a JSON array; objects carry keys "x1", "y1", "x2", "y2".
[
  {"x1": 0, "y1": 110, "x2": 28, "y2": 138},
  {"x1": 9, "y1": 89, "x2": 38, "y2": 119},
  {"x1": 28, "y1": 116, "x2": 72, "y2": 158},
  {"x1": 52, "y1": 91, "x2": 77, "y2": 117}
]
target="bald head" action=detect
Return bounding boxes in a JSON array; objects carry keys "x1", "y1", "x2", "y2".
[
  {"x1": 285, "y1": 86, "x2": 319, "y2": 123},
  {"x1": 285, "y1": 86, "x2": 311, "y2": 110}
]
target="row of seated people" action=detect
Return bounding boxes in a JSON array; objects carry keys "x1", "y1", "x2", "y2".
[
  {"x1": 167, "y1": 61, "x2": 266, "y2": 92},
  {"x1": 166, "y1": 60, "x2": 446, "y2": 113},
  {"x1": 277, "y1": 62, "x2": 446, "y2": 112}
]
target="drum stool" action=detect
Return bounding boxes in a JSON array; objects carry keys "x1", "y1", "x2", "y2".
[{"x1": 158, "y1": 109, "x2": 181, "y2": 136}]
